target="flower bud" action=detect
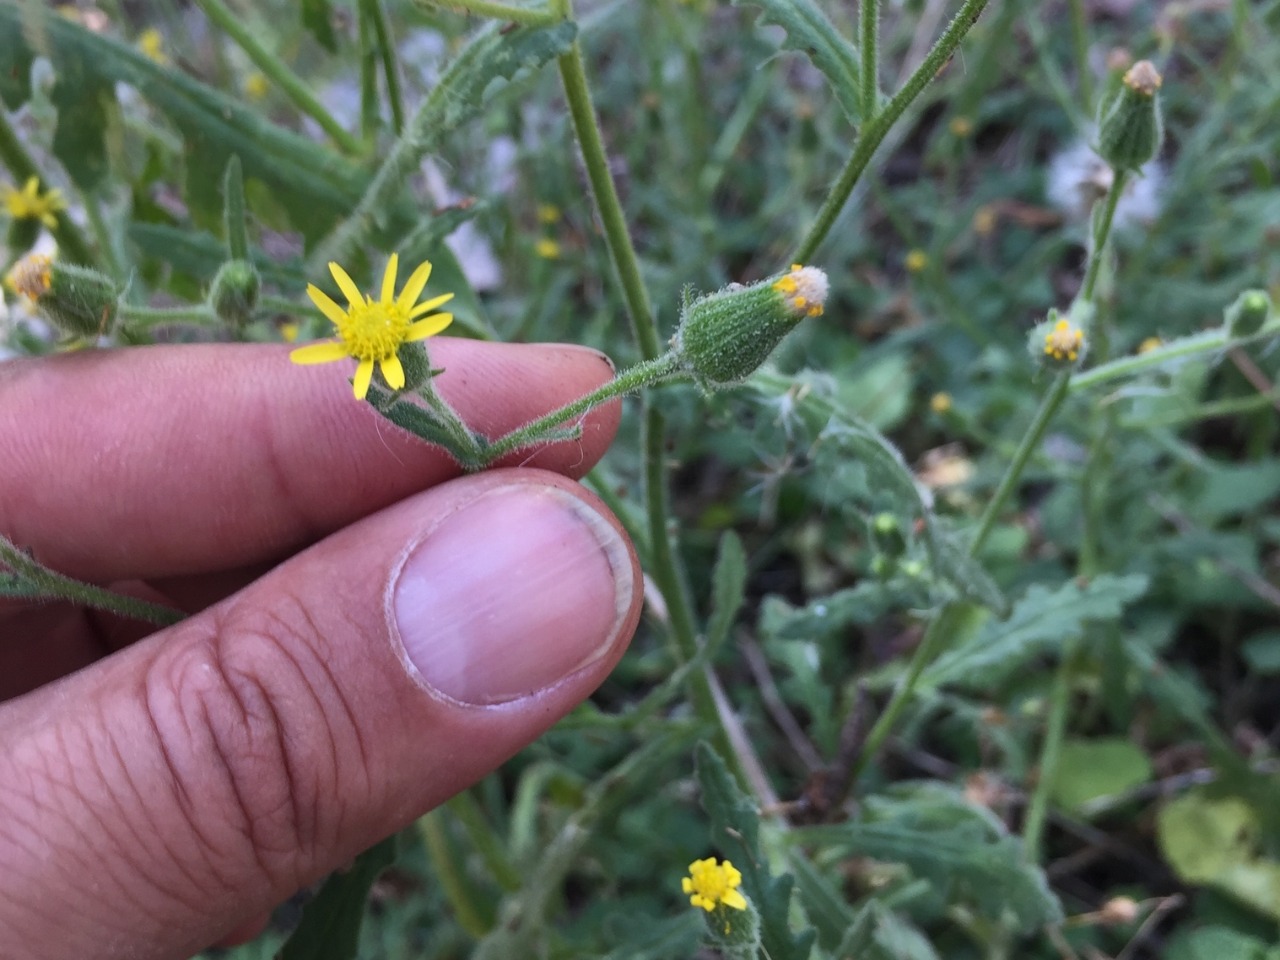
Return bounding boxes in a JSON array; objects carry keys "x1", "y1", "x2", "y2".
[
  {"x1": 1223, "y1": 289, "x2": 1272, "y2": 338},
  {"x1": 1097, "y1": 60, "x2": 1163, "y2": 172},
  {"x1": 673, "y1": 264, "x2": 828, "y2": 388},
  {"x1": 4, "y1": 253, "x2": 118, "y2": 337},
  {"x1": 208, "y1": 258, "x2": 260, "y2": 327},
  {"x1": 1031, "y1": 306, "x2": 1088, "y2": 370}
]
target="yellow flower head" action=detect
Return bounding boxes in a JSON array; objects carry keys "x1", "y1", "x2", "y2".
[
  {"x1": 138, "y1": 27, "x2": 169, "y2": 65},
  {"x1": 1044, "y1": 318, "x2": 1085, "y2": 362},
  {"x1": 534, "y1": 237, "x2": 561, "y2": 260},
  {"x1": 949, "y1": 116, "x2": 973, "y2": 138},
  {"x1": 972, "y1": 204, "x2": 997, "y2": 236},
  {"x1": 244, "y1": 71, "x2": 270, "y2": 100},
  {"x1": 4, "y1": 252, "x2": 54, "y2": 300},
  {"x1": 536, "y1": 203, "x2": 561, "y2": 224},
  {"x1": 904, "y1": 249, "x2": 928, "y2": 274},
  {"x1": 682, "y1": 858, "x2": 747, "y2": 913},
  {"x1": 772, "y1": 263, "x2": 827, "y2": 318},
  {"x1": 930, "y1": 391, "x2": 952, "y2": 414},
  {"x1": 1137, "y1": 336, "x2": 1162, "y2": 354},
  {"x1": 290, "y1": 255, "x2": 455, "y2": 400},
  {"x1": 3, "y1": 177, "x2": 66, "y2": 230}
]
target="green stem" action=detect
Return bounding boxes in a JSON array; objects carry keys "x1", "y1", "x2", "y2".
[
  {"x1": 482, "y1": 354, "x2": 683, "y2": 463},
  {"x1": 82, "y1": 191, "x2": 125, "y2": 284},
  {"x1": 970, "y1": 371, "x2": 1073, "y2": 556},
  {"x1": 1069, "y1": 328, "x2": 1233, "y2": 392},
  {"x1": 359, "y1": 3, "x2": 379, "y2": 144},
  {"x1": 0, "y1": 534, "x2": 184, "y2": 628},
  {"x1": 445, "y1": 792, "x2": 523, "y2": 892},
  {"x1": 120, "y1": 303, "x2": 219, "y2": 329},
  {"x1": 0, "y1": 110, "x2": 96, "y2": 266},
  {"x1": 1079, "y1": 169, "x2": 1127, "y2": 305},
  {"x1": 791, "y1": 0, "x2": 990, "y2": 263},
  {"x1": 1068, "y1": 0, "x2": 1093, "y2": 110},
  {"x1": 1023, "y1": 644, "x2": 1076, "y2": 859},
  {"x1": 223, "y1": 156, "x2": 249, "y2": 261},
  {"x1": 424, "y1": 0, "x2": 559, "y2": 26},
  {"x1": 194, "y1": 0, "x2": 363, "y2": 156},
  {"x1": 860, "y1": 0, "x2": 881, "y2": 120},
  {"x1": 417, "y1": 812, "x2": 491, "y2": 938},
  {"x1": 364, "y1": 0, "x2": 406, "y2": 135},
  {"x1": 557, "y1": 35, "x2": 661, "y2": 359}
]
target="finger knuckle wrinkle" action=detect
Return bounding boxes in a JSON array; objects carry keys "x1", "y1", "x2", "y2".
[{"x1": 143, "y1": 603, "x2": 358, "y2": 887}]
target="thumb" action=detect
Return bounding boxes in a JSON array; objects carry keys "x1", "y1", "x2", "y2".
[{"x1": 0, "y1": 470, "x2": 640, "y2": 960}]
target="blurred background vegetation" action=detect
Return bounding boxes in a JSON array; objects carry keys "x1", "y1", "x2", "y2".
[{"x1": 3, "y1": 0, "x2": 1280, "y2": 957}]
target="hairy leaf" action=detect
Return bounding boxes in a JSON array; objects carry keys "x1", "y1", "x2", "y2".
[
  {"x1": 706, "y1": 531, "x2": 748, "y2": 653},
  {"x1": 921, "y1": 574, "x2": 1150, "y2": 690},
  {"x1": 836, "y1": 901, "x2": 941, "y2": 960},
  {"x1": 731, "y1": 0, "x2": 865, "y2": 124}
]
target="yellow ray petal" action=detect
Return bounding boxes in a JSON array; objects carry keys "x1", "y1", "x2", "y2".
[
  {"x1": 352, "y1": 359, "x2": 374, "y2": 399},
  {"x1": 409, "y1": 292, "x2": 455, "y2": 318},
  {"x1": 380, "y1": 253, "x2": 399, "y2": 305},
  {"x1": 406, "y1": 313, "x2": 453, "y2": 341},
  {"x1": 289, "y1": 341, "x2": 349, "y2": 364},
  {"x1": 306, "y1": 284, "x2": 350, "y2": 327},
  {"x1": 396, "y1": 260, "x2": 434, "y2": 311},
  {"x1": 380, "y1": 353, "x2": 405, "y2": 390},
  {"x1": 329, "y1": 261, "x2": 365, "y2": 309}
]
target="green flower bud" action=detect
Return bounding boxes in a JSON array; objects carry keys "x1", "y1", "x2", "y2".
[
  {"x1": 208, "y1": 258, "x2": 261, "y2": 327},
  {"x1": 1097, "y1": 60, "x2": 1163, "y2": 172},
  {"x1": 1223, "y1": 289, "x2": 1272, "y2": 337},
  {"x1": 872, "y1": 512, "x2": 906, "y2": 558},
  {"x1": 673, "y1": 264, "x2": 828, "y2": 388},
  {"x1": 5, "y1": 253, "x2": 118, "y2": 337},
  {"x1": 1030, "y1": 306, "x2": 1088, "y2": 371}
]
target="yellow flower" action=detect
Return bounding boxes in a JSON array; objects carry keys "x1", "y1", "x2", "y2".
[
  {"x1": 4, "y1": 252, "x2": 53, "y2": 299},
  {"x1": 3, "y1": 176, "x2": 66, "y2": 230},
  {"x1": 972, "y1": 204, "x2": 997, "y2": 236},
  {"x1": 279, "y1": 321, "x2": 300, "y2": 343},
  {"x1": 534, "y1": 237, "x2": 561, "y2": 259},
  {"x1": 930, "y1": 392, "x2": 952, "y2": 414},
  {"x1": 904, "y1": 249, "x2": 928, "y2": 274},
  {"x1": 290, "y1": 255, "x2": 454, "y2": 400},
  {"x1": 244, "y1": 71, "x2": 270, "y2": 100},
  {"x1": 1044, "y1": 318, "x2": 1085, "y2": 362},
  {"x1": 949, "y1": 116, "x2": 973, "y2": 137},
  {"x1": 1137, "y1": 336, "x2": 1162, "y2": 354},
  {"x1": 682, "y1": 858, "x2": 747, "y2": 913},
  {"x1": 772, "y1": 263, "x2": 826, "y2": 318},
  {"x1": 138, "y1": 27, "x2": 169, "y2": 65},
  {"x1": 536, "y1": 203, "x2": 561, "y2": 224}
]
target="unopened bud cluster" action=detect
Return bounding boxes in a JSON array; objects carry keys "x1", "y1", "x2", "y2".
[
  {"x1": 672, "y1": 264, "x2": 828, "y2": 388},
  {"x1": 4, "y1": 252, "x2": 119, "y2": 337},
  {"x1": 1030, "y1": 307, "x2": 1088, "y2": 370},
  {"x1": 209, "y1": 259, "x2": 261, "y2": 327},
  {"x1": 1224, "y1": 289, "x2": 1273, "y2": 338}
]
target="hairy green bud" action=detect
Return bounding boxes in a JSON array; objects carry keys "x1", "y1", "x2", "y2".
[
  {"x1": 1097, "y1": 60, "x2": 1163, "y2": 172},
  {"x1": 208, "y1": 258, "x2": 260, "y2": 327},
  {"x1": 1223, "y1": 289, "x2": 1272, "y2": 338},
  {"x1": 672, "y1": 264, "x2": 829, "y2": 388},
  {"x1": 1030, "y1": 305, "x2": 1089, "y2": 371},
  {"x1": 5, "y1": 253, "x2": 119, "y2": 337}
]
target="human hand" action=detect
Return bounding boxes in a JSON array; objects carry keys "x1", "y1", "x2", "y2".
[{"x1": 0, "y1": 338, "x2": 642, "y2": 960}]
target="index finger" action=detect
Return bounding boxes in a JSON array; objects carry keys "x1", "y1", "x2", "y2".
[{"x1": 0, "y1": 339, "x2": 620, "y2": 582}]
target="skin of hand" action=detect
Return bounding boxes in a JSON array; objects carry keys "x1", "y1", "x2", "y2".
[{"x1": 0, "y1": 338, "x2": 643, "y2": 960}]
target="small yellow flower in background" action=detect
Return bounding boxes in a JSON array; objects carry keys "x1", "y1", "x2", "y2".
[
  {"x1": 4, "y1": 252, "x2": 53, "y2": 300},
  {"x1": 138, "y1": 27, "x2": 169, "y2": 65},
  {"x1": 930, "y1": 392, "x2": 952, "y2": 414},
  {"x1": 1044, "y1": 317, "x2": 1085, "y2": 362},
  {"x1": 949, "y1": 116, "x2": 973, "y2": 137},
  {"x1": 290, "y1": 255, "x2": 455, "y2": 400},
  {"x1": 279, "y1": 321, "x2": 300, "y2": 343},
  {"x1": 1137, "y1": 336, "x2": 1163, "y2": 354},
  {"x1": 972, "y1": 204, "x2": 997, "y2": 236},
  {"x1": 682, "y1": 858, "x2": 747, "y2": 913},
  {"x1": 905, "y1": 249, "x2": 928, "y2": 274},
  {"x1": 3, "y1": 177, "x2": 66, "y2": 230},
  {"x1": 244, "y1": 71, "x2": 270, "y2": 100},
  {"x1": 534, "y1": 237, "x2": 561, "y2": 260},
  {"x1": 536, "y1": 203, "x2": 561, "y2": 224},
  {"x1": 772, "y1": 263, "x2": 826, "y2": 318}
]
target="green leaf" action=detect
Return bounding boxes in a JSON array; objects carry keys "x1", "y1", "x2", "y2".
[
  {"x1": 695, "y1": 743, "x2": 816, "y2": 960},
  {"x1": 921, "y1": 574, "x2": 1150, "y2": 690},
  {"x1": 309, "y1": 19, "x2": 579, "y2": 269},
  {"x1": 301, "y1": 0, "x2": 338, "y2": 52},
  {"x1": 1168, "y1": 925, "x2": 1272, "y2": 960},
  {"x1": 1157, "y1": 788, "x2": 1280, "y2": 921},
  {"x1": 0, "y1": 4, "x2": 365, "y2": 238},
  {"x1": 276, "y1": 834, "x2": 398, "y2": 960},
  {"x1": 1242, "y1": 630, "x2": 1280, "y2": 675},
  {"x1": 794, "y1": 783, "x2": 1063, "y2": 934},
  {"x1": 1047, "y1": 737, "x2": 1153, "y2": 813},
  {"x1": 730, "y1": 0, "x2": 864, "y2": 124},
  {"x1": 836, "y1": 901, "x2": 941, "y2": 960},
  {"x1": 706, "y1": 531, "x2": 748, "y2": 653}
]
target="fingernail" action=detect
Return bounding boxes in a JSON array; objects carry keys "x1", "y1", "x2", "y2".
[{"x1": 391, "y1": 485, "x2": 633, "y2": 705}]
